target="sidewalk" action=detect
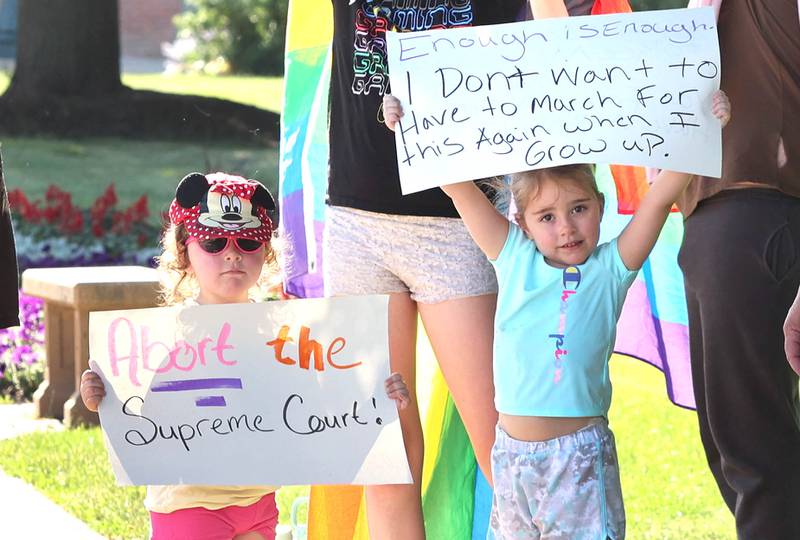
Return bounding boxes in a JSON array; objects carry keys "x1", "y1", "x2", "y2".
[{"x1": 0, "y1": 403, "x2": 107, "y2": 539}]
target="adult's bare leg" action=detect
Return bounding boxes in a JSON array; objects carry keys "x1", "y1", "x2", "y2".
[
  {"x1": 418, "y1": 293, "x2": 498, "y2": 485},
  {"x1": 366, "y1": 292, "x2": 426, "y2": 540}
]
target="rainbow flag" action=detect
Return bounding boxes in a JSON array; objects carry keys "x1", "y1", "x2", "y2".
[
  {"x1": 279, "y1": 1, "x2": 331, "y2": 299},
  {"x1": 278, "y1": 1, "x2": 693, "y2": 538}
]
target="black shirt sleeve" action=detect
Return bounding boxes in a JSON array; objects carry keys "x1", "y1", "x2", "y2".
[{"x1": 0, "y1": 149, "x2": 20, "y2": 329}]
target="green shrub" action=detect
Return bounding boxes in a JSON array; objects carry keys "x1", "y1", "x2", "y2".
[{"x1": 175, "y1": 0, "x2": 288, "y2": 75}]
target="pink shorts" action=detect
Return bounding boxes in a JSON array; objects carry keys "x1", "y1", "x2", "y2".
[{"x1": 150, "y1": 493, "x2": 278, "y2": 540}]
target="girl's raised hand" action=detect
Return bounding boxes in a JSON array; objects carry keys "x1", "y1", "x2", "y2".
[
  {"x1": 384, "y1": 372, "x2": 410, "y2": 410},
  {"x1": 382, "y1": 94, "x2": 404, "y2": 132},
  {"x1": 80, "y1": 366, "x2": 106, "y2": 412},
  {"x1": 712, "y1": 89, "x2": 731, "y2": 127}
]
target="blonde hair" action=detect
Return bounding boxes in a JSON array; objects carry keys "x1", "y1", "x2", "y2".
[
  {"x1": 155, "y1": 223, "x2": 283, "y2": 306},
  {"x1": 507, "y1": 164, "x2": 601, "y2": 223}
]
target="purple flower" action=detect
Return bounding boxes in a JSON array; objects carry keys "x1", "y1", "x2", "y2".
[{"x1": 0, "y1": 291, "x2": 45, "y2": 399}]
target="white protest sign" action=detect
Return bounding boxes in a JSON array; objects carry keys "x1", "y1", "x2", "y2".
[
  {"x1": 89, "y1": 295, "x2": 412, "y2": 486},
  {"x1": 386, "y1": 8, "x2": 721, "y2": 194}
]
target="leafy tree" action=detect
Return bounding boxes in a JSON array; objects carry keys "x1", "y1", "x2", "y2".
[{"x1": 175, "y1": 0, "x2": 288, "y2": 75}]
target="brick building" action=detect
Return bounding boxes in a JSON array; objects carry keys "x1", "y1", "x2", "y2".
[
  {"x1": 119, "y1": 0, "x2": 183, "y2": 59},
  {"x1": 0, "y1": 0, "x2": 184, "y2": 61}
]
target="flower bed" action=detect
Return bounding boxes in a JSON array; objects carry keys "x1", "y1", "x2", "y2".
[
  {"x1": 9, "y1": 185, "x2": 161, "y2": 272},
  {"x1": 1, "y1": 185, "x2": 162, "y2": 400},
  {"x1": 0, "y1": 293, "x2": 44, "y2": 401}
]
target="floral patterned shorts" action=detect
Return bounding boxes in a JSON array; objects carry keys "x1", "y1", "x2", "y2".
[
  {"x1": 323, "y1": 205, "x2": 497, "y2": 303},
  {"x1": 488, "y1": 421, "x2": 625, "y2": 540}
]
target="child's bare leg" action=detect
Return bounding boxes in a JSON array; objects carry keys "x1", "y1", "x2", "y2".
[
  {"x1": 366, "y1": 292, "x2": 425, "y2": 540},
  {"x1": 418, "y1": 294, "x2": 498, "y2": 485}
]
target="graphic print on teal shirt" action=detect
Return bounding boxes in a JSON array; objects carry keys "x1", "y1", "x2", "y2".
[
  {"x1": 490, "y1": 223, "x2": 637, "y2": 417},
  {"x1": 549, "y1": 265, "x2": 581, "y2": 384}
]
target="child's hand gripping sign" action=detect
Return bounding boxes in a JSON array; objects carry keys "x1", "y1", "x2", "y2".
[{"x1": 89, "y1": 295, "x2": 412, "y2": 486}]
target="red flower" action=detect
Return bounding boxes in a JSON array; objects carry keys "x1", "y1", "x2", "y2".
[
  {"x1": 43, "y1": 206, "x2": 59, "y2": 224},
  {"x1": 100, "y1": 184, "x2": 118, "y2": 207},
  {"x1": 131, "y1": 195, "x2": 149, "y2": 221},
  {"x1": 7, "y1": 189, "x2": 28, "y2": 211},
  {"x1": 20, "y1": 200, "x2": 42, "y2": 224},
  {"x1": 61, "y1": 209, "x2": 84, "y2": 235},
  {"x1": 45, "y1": 185, "x2": 68, "y2": 203},
  {"x1": 10, "y1": 183, "x2": 158, "y2": 247}
]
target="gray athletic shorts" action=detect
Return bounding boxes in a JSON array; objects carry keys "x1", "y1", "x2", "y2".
[
  {"x1": 488, "y1": 421, "x2": 626, "y2": 540},
  {"x1": 323, "y1": 205, "x2": 497, "y2": 304}
]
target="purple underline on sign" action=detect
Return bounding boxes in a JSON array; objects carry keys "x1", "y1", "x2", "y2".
[
  {"x1": 151, "y1": 378, "x2": 243, "y2": 392},
  {"x1": 195, "y1": 396, "x2": 227, "y2": 407}
]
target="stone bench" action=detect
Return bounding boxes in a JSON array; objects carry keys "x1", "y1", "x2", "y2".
[{"x1": 21, "y1": 266, "x2": 160, "y2": 427}]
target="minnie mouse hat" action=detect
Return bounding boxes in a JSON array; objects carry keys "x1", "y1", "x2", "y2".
[{"x1": 168, "y1": 172, "x2": 276, "y2": 242}]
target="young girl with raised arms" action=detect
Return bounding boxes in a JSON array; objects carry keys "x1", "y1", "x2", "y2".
[
  {"x1": 384, "y1": 92, "x2": 730, "y2": 538},
  {"x1": 79, "y1": 172, "x2": 410, "y2": 540}
]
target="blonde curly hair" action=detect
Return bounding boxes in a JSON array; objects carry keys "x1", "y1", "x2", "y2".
[{"x1": 155, "y1": 223, "x2": 283, "y2": 306}]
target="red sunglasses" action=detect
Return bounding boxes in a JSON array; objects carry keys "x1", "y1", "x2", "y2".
[{"x1": 187, "y1": 236, "x2": 265, "y2": 255}]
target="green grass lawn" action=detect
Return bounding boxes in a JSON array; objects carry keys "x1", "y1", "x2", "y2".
[
  {"x1": 0, "y1": 137, "x2": 279, "y2": 226},
  {"x1": 609, "y1": 355, "x2": 734, "y2": 539},
  {"x1": 0, "y1": 428, "x2": 307, "y2": 540},
  {"x1": 123, "y1": 74, "x2": 283, "y2": 114},
  {"x1": 0, "y1": 428, "x2": 149, "y2": 539},
  {"x1": 0, "y1": 356, "x2": 735, "y2": 540},
  {"x1": 0, "y1": 72, "x2": 283, "y2": 114}
]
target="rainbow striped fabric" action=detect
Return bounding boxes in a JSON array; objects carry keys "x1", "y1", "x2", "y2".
[{"x1": 278, "y1": 1, "x2": 693, "y2": 537}]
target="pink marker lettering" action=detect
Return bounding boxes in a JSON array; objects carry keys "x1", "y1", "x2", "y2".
[
  {"x1": 107, "y1": 317, "x2": 140, "y2": 387},
  {"x1": 212, "y1": 323, "x2": 236, "y2": 366},
  {"x1": 170, "y1": 340, "x2": 198, "y2": 371},
  {"x1": 140, "y1": 326, "x2": 174, "y2": 373},
  {"x1": 197, "y1": 337, "x2": 214, "y2": 366}
]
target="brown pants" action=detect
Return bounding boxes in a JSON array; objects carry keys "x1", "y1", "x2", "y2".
[{"x1": 680, "y1": 188, "x2": 800, "y2": 540}]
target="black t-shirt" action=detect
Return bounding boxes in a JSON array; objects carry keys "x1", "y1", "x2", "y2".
[{"x1": 328, "y1": 0, "x2": 527, "y2": 217}]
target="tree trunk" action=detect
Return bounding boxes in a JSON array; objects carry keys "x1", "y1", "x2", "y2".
[
  {"x1": 7, "y1": 0, "x2": 122, "y2": 99},
  {"x1": 0, "y1": 0, "x2": 279, "y2": 142}
]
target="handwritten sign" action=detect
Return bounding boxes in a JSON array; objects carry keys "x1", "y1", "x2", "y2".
[
  {"x1": 89, "y1": 295, "x2": 412, "y2": 486},
  {"x1": 386, "y1": 8, "x2": 721, "y2": 194}
]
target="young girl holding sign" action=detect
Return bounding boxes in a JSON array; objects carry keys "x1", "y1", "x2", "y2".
[
  {"x1": 384, "y1": 91, "x2": 729, "y2": 538},
  {"x1": 80, "y1": 172, "x2": 410, "y2": 540}
]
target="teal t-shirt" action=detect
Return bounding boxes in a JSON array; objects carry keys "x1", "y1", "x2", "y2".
[{"x1": 490, "y1": 224, "x2": 637, "y2": 417}]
